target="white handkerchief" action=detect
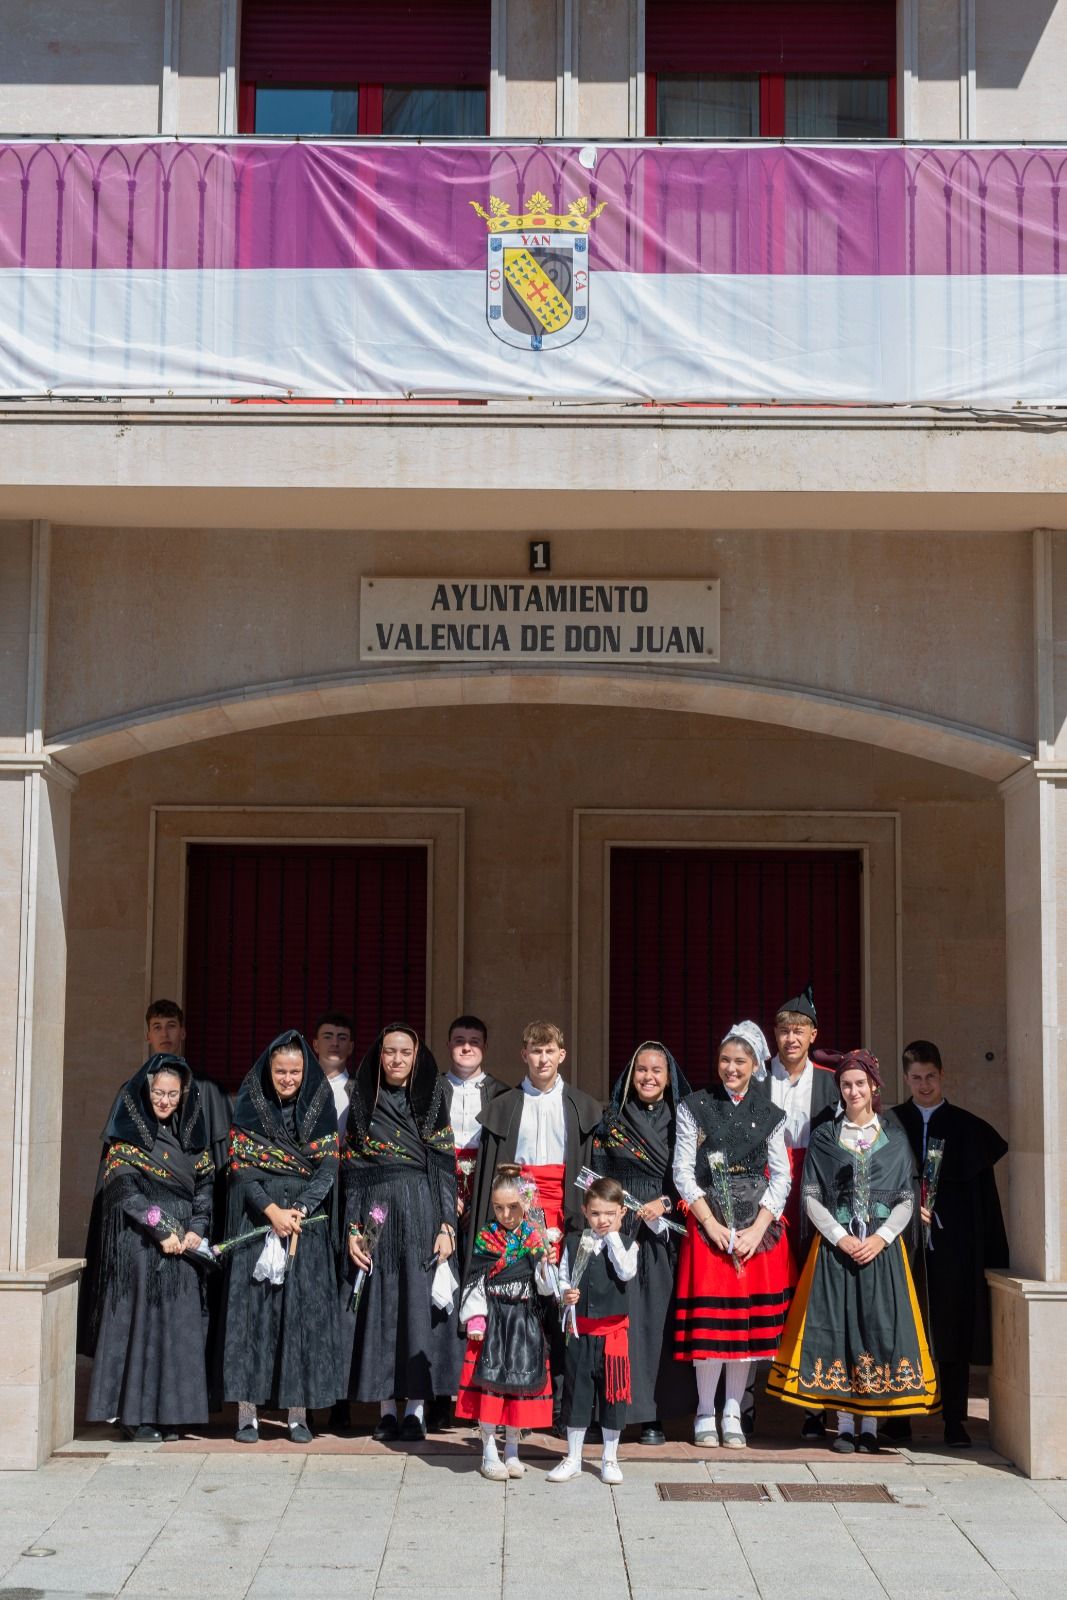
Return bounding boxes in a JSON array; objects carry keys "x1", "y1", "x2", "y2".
[{"x1": 252, "y1": 1230, "x2": 287, "y2": 1285}]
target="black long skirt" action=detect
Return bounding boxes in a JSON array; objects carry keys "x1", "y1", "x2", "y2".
[
  {"x1": 220, "y1": 1215, "x2": 343, "y2": 1410},
  {"x1": 86, "y1": 1230, "x2": 209, "y2": 1429},
  {"x1": 621, "y1": 1214, "x2": 697, "y2": 1424},
  {"x1": 339, "y1": 1168, "x2": 463, "y2": 1403}
]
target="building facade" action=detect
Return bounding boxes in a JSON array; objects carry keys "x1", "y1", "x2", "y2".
[{"x1": 2, "y1": 0, "x2": 1066, "y2": 1475}]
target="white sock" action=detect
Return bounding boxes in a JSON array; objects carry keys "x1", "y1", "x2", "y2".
[
  {"x1": 503, "y1": 1427, "x2": 521, "y2": 1463},
  {"x1": 864, "y1": 1417, "x2": 878, "y2": 1437},
  {"x1": 480, "y1": 1424, "x2": 500, "y2": 1465},
  {"x1": 287, "y1": 1407, "x2": 306, "y2": 1430},
  {"x1": 404, "y1": 1399, "x2": 425, "y2": 1423},
  {"x1": 380, "y1": 1400, "x2": 397, "y2": 1419},
  {"x1": 601, "y1": 1427, "x2": 621, "y2": 1463},
  {"x1": 695, "y1": 1358, "x2": 723, "y2": 1420},
  {"x1": 836, "y1": 1412, "x2": 855, "y2": 1435},
  {"x1": 237, "y1": 1402, "x2": 258, "y2": 1431},
  {"x1": 722, "y1": 1362, "x2": 748, "y2": 1422},
  {"x1": 566, "y1": 1426, "x2": 586, "y2": 1464}
]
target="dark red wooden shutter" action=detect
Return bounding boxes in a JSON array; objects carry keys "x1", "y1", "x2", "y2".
[
  {"x1": 184, "y1": 843, "x2": 428, "y2": 1090},
  {"x1": 609, "y1": 847, "x2": 862, "y2": 1088},
  {"x1": 240, "y1": 0, "x2": 491, "y2": 84},
  {"x1": 646, "y1": 1, "x2": 896, "y2": 75}
]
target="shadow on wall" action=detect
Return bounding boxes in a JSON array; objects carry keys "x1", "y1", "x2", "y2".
[{"x1": 975, "y1": 0, "x2": 1059, "y2": 89}]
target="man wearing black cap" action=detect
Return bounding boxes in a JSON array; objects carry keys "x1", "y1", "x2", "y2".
[{"x1": 768, "y1": 984, "x2": 839, "y2": 1440}]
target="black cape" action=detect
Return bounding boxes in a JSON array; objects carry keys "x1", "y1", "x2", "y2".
[
  {"x1": 219, "y1": 1031, "x2": 343, "y2": 1409},
  {"x1": 469, "y1": 1076, "x2": 603, "y2": 1241},
  {"x1": 892, "y1": 1098, "x2": 1009, "y2": 1366},
  {"x1": 591, "y1": 1041, "x2": 696, "y2": 1422},
  {"x1": 339, "y1": 1025, "x2": 462, "y2": 1402},
  {"x1": 443, "y1": 1068, "x2": 512, "y2": 1276},
  {"x1": 81, "y1": 1055, "x2": 213, "y2": 1426}
]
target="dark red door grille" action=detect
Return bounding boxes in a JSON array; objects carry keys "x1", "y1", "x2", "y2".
[
  {"x1": 609, "y1": 847, "x2": 862, "y2": 1087},
  {"x1": 184, "y1": 843, "x2": 428, "y2": 1090}
]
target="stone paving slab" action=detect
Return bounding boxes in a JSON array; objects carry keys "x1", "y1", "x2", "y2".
[{"x1": 1, "y1": 1439, "x2": 1065, "y2": 1600}]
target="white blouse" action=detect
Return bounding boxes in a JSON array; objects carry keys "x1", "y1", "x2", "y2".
[
  {"x1": 672, "y1": 1095, "x2": 791, "y2": 1220},
  {"x1": 446, "y1": 1070, "x2": 486, "y2": 1150},
  {"x1": 803, "y1": 1115, "x2": 914, "y2": 1246}
]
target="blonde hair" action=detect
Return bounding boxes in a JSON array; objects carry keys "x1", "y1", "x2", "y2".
[
  {"x1": 775, "y1": 1009, "x2": 816, "y2": 1029},
  {"x1": 523, "y1": 1020, "x2": 564, "y2": 1049}
]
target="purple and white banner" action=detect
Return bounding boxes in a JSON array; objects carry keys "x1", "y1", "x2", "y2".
[{"x1": 1, "y1": 139, "x2": 1066, "y2": 403}]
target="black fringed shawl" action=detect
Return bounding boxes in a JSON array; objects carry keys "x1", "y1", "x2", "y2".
[
  {"x1": 84, "y1": 1054, "x2": 212, "y2": 1345},
  {"x1": 342, "y1": 1025, "x2": 456, "y2": 1267},
  {"x1": 224, "y1": 1030, "x2": 341, "y2": 1246},
  {"x1": 593, "y1": 1040, "x2": 692, "y2": 1205},
  {"x1": 801, "y1": 1110, "x2": 919, "y2": 1247}
]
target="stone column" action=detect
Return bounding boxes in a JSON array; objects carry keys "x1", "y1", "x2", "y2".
[
  {"x1": 989, "y1": 530, "x2": 1067, "y2": 1478},
  {"x1": 0, "y1": 521, "x2": 81, "y2": 1470}
]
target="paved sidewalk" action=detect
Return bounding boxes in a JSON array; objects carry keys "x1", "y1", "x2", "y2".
[{"x1": 1, "y1": 1440, "x2": 1066, "y2": 1600}]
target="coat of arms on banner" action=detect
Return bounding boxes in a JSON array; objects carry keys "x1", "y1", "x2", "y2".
[{"x1": 470, "y1": 192, "x2": 606, "y2": 351}]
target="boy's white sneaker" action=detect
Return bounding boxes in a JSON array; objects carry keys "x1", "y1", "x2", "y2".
[
  {"x1": 547, "y1": 1457, "x2": 583, "y2": 1483},
  {"x1": 600, "y1": 1459, "x2": 624, "y2": 1485}
]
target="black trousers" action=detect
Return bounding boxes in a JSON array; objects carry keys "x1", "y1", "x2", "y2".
[
  {"x1": 938, "y1": 1358, "x2": 970, "y2": 1426},
  {"x1": 561, "y1": 1332, "x2": 628, "y2": 1431}
]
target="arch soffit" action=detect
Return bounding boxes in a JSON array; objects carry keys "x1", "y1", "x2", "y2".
[{"x1": 47, "y1": 669, "x2": 1029, "y2": 784}]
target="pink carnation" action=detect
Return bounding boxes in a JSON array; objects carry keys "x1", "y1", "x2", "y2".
[
  {"x1": 145, "y1": 1205, "x2": 162, "y2": 1228},
  {"x1": 369, "y1": 1205, "x2": 388, "y2": 1225}
]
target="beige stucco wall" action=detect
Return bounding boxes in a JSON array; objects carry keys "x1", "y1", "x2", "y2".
[
  {"x1": 976, "y1": 0, "x2": 1066, "y2": 141},
  {"x1": 0, "y1": 0, "x2": 165, "y2": 135},
  {"x1": 42, "y1": 524, "x2": 1033, "y2": 757},
  {"x1": 57, "y1": 701, "x2": 1006, "y2": 1260}
]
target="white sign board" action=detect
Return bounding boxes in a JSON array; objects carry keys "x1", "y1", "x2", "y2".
[{"x1": 360, "y1": 579, "x2": 720, "y2": 664}]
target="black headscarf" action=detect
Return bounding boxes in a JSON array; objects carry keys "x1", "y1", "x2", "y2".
[
  {"x1": 345, "y1": 1023, "x2": 451, "y2": 1151},
  {"x1": 102, "y1": 1053, "x2": 207, "y2": 1159},
  {"x1": 593, "y1": 1040, "x2": 691, "y2": 1197},
  {"x1": 230, "y1": 1029, "x2": 336, "y2": 1158}
]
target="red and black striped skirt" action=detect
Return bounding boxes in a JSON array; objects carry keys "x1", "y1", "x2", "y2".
[{"x1": 673, "y1": 1216, "x2": 796, "y2": 1362}]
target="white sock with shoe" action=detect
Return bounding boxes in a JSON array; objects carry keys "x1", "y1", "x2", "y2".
[{"x1": 695, "y1": 1358, "x2": 723, "y2": 1440}]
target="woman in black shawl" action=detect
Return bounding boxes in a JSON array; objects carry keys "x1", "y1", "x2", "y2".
[
  {"x1": 592, "y1": 1041, "x2": 696, "y2": 1443},
  {"x1": 83, "y1": 1054, "x2": 213, "y2": 1441},
  {"x1": 340, "y1": 1025, "x2": 460, "y2": 1440},
  {"x1": 767, "y1": 1050, "x2": 940, "y2": 1451},
  {"x1": 219, "y1": 1030, "x2": 343, "y2": 1443}
]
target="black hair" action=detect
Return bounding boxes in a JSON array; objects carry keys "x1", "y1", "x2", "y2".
[
  {"x1": 902, "y1": 1039, "x2": 943, "y2": 1073},
  {"x1": 146, "y1": 998, "x2": 184, "y2": 1027},
  {"x1": 313, "y1": 1010, "x2": 354, "y2": 1036},
  {"x1": 582, "y1": 1175, "x2": 625, "y2": 1207},
  {"x1": 448, "y1": 1013, "x2": 488, "y2": 1041}
]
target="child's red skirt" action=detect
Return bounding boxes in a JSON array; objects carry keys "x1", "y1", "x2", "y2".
[{"x1": 454, "y1": 1340, "x2": 554, "y2": 1427}]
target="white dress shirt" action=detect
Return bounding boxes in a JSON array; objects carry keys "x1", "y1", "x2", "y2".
[
  {"x1": 804, "y1": 1115, "x2": 914, "y2": 1246},
  {"x1": 328, "y1": 1070, "x2": 350, "y2": 1140},
  {"x1": 672, "y1": 1094, "x2": 791, "y2": 1219},
  {"x1": 558, "y1": 1229, "x2": 639, "y2": 1286},
  {"x1": 514, "y1": 1075, "x2": 567, "y2": 1166},
  {"x1": 768, "y1": 1056, "x2": 816, "y2": 1148},
  {"x1": 446, "y1": 1069, "x2": 486, "y2": 1149},
  {"x1": 917, "y1": 1099, "x2": 945, "y2": 1158}
]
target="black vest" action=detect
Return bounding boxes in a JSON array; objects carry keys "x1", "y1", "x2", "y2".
[
  {"x1": 683, "y1": 1087, "x2": 784, "y2": 1191},
  {"x1": 567, "y1": 1234, "x2": 630, "y2": 1319}
]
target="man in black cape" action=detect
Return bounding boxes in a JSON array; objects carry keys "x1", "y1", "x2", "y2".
[
  {"x1": 441, "y1": 1013, "x2": 510, "y2": 1274},
  {"x1": 890, "y1": 1039, "x2": 1009, "y2": 1446}
]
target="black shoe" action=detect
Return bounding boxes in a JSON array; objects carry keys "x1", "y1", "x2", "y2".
[
  {"x1": 399, "y1": 1413, "x2": 426, "y2": 1441},
  {"x1": 639, "y1": 1423, "x2": 666, "y2": 1446},
  {"x1": 123, "y1": 1424, "x2": 162, "y2": 1442},
  {"x1": 288, "y1": 1423, "x2": 313, "y2": 1444},
  {"x1": 161, "y1": 1431, "x2": 180, "y2": 1443},
  {"x1": 944, "y1": 1422, "x2": 972, "y2": 1447},
  {"x1": 233, "y1": 1425, "x2": 259, "y2": 1444},
  {"x1": 327, "y1": 1402, "x2": 351, "y2": 1432},
  {"x1": 586, "y1": 1421, "x2": 603, "y2": 1445},
  {"x1": 372, "y1": 1413, "x2": 399, "y2": 1441},
  {"x1": 881, "y1": 1418, "x2": 912, "y2": 1443},
  {"x1": 857, "y1": 1432, "x2": 880, "y2": 1454},
  {"x1": 740, "y1": 1407, "x2": 756, "y2": 1437},
  {"x1": 800, "y1": 1411, "x2": 827, "y2": 1440},
  {"x1": 428, "y1": 1397, "x2": 454, "y2": 1432},
  {"x1": 830, "y1": 1433, "x2": 856, "y2": 1454}
]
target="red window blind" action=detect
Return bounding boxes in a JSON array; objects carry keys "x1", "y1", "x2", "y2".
[
  {"x1": 646, "y1": 1, "x2": 897, "y2": 75},
  {"x1": 609, "y1": 847, "x2": 863, "y2": 1088},
  {"x1": 240, "y1": 0, "x2": 492, "y2": 85},
  {"x1": 183, "y1": 843, "x2": 428, "y2": 1091}
]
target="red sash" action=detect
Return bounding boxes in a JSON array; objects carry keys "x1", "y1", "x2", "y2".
[
  {"x1": 520, "y1": 1162, "x2": 565, "y2": 1235},
  {"x1": 576, "y1": 1314, "x2": 631, "y2": 1403},
  {"x1": 455, "y1": 1144, "x2": 478, "y2": 1214}
]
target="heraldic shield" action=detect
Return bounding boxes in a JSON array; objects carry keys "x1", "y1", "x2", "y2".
[{"x1": 470, "y1": 192, "x2": 606, "y2": 351}]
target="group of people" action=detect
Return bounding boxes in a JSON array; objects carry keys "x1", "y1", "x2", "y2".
[{"x1": 78, "y1": 989, "x2": 1009, "y2": 1484}]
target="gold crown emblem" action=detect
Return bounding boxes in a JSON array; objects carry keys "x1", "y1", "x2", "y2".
[{"x1": 470, "y1": 191, "x2": 607, "y2": 233}]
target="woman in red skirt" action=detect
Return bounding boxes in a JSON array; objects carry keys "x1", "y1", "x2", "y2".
[
  {"x1": 673, "y1": 1022, "x2": 795, "y2": 1447},
  {"x1": 455, "y1": 1165, "x2": 556, "y2": 1480}
]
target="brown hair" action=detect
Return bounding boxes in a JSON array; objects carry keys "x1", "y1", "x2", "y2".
[
  {"x1": 146, "y1": 998, "x2": 184, "y2": 1027},
  {"x1": 581, "y1": 1175, "x2": 624, "y2": 1207},
  {"x1": 523, "y1": 1020, "x2": 564, "y2": 1049},
  {"x1": 491, "y1": 1162, "x2": 524, "y2": 1198},
  {"x1": 775, "y1": 1009, "x2": 816, "y2": 1028}
]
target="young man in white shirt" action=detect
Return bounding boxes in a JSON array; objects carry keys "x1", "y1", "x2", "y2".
[
  {"x1": 311, "y1": 1011, "x2": 355, "y2": 1138},
  {"x1": 441, "y1": 1014, "x2": 508, "y2": 1259}
]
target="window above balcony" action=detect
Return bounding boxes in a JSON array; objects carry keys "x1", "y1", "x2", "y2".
[
  {"x1": 646, "y1": 0, "x2": 897, "y2": 138},
  {"x1": 238, "y1": 0, "x2": 491, "y2": 136}
]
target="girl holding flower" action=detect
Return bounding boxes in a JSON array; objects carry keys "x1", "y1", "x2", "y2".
[{"x1": 767, "y1": 1049, "x2": 940, "y2": 1451}]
